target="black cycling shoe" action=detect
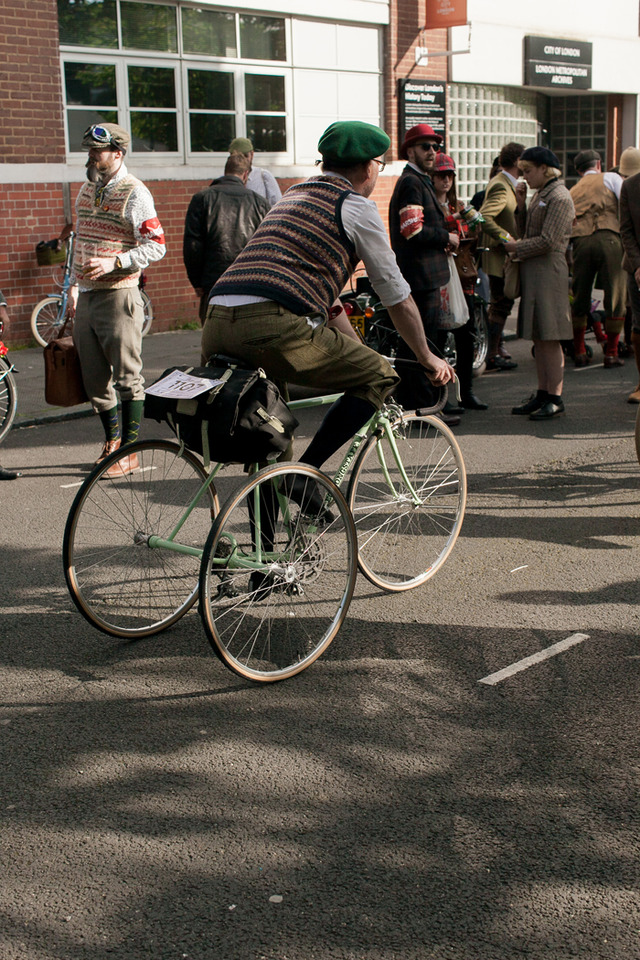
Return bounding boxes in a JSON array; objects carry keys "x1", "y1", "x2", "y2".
[
  {"x1": 0, "y1": 467, "x2": 21, "y2": 480},
  {"x1": 461, "y1": 393, "x2": 488, "y2": 411},
  {"x1": 280, "y1": 473, "x2": 335, "y2": 523},
  {"x1": 512, "y1": 393, "x2": 547, "y2": 416}
]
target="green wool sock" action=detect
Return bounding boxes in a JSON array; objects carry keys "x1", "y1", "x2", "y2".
[
  {"x1": 121, "y1": 399, "x2": 144, "y2": 445},
  {"x1": 99, "y1": 406, "x2": 120, "y2": 442}
]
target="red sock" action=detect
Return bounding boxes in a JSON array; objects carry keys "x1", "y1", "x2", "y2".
[
  {"x1": 573, "y1": 327, "x2": 586, "y2": 354},
  {"x1": 592, "y1": 319, "x2": 606, "y2": 343},
  {"x1": 605, "y1": 332, "x2": 620, "y2": 356}
]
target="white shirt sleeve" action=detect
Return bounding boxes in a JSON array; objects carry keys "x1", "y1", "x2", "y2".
[
  {"x1": 604, "y1": 171, "x2": 623, "y2": 200},
  {"x1": 339, "y1": 193, "x2": 411, "y2": 307}
]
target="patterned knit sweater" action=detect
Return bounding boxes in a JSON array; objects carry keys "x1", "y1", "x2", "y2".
[
  {"x1": 212, "y1": 176, "x2": 360, "y2": 316},
  {"x1": 73, "y1": 166, "x2": 166, "y2": 292}
]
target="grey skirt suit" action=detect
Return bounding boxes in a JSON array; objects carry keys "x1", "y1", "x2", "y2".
[{"x1": 514, "y1": 179, "x2": 575, "y2": 341}]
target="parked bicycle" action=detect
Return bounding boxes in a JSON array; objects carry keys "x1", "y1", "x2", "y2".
[
  {"x1": 63, "y1": 378, "x2": 466, "y2": 683},
  {"x1": 0, "y1": 319, "x2": 18, "y2": 444},
  {"x1": 31, "y1": 232, "x2": 154, "y2": 346}
]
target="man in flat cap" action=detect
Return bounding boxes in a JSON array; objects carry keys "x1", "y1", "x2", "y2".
[
  {"x1": 569, "y1": 148, "x2": 626, "y2": 367},
  {"x1": 388, "y1": 124, "x2": 462, "y2": 421},
  {"x1": 68, "y1": 122, "x2": 166, "y2": 475},
  {"x1": 228, "y1": 137, "x2": 282, "y2": 207},
  {"x1": 203, "y1": 119, "x2": 453, "y2": 491}
]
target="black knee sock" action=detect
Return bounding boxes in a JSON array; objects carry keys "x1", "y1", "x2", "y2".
[
  {"x1": 300, "y1": 396, "x2": 376, "y2": 469},
  {"x1": 99, "y1": 405, "x2": 120, "y2": 442}
]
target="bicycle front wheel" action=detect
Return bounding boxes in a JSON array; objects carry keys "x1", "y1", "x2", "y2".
[
  {"x1": 199, "y1": 463, "x2": 358, "y2": 682},
  {"x1": 348, "y1": 413, "x2": 467, "y2": 592},
  {"x1": 64, "y1": 440, "x2": 218, "y2": 638},
  {"x1": 141, "y1": 290, "x2": 153, "y2": 337},
  {"x1": 0, "y1": 359, "x2": 18, "y2": 443},
  {"x1": 31, "y1": 295, "x2": 65, "y2": 347},
  {"x1": 635, "y1": 404, "x2": 640, "y2": 466},
  {"x1": 471, "y1": 299, "x2": 489, "y2": 372}
]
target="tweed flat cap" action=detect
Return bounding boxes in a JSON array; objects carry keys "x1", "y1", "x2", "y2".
[
  {"x1": 318, "y1": 121, "x2": 390, "y2": 164},
  {"x1": 520, "y1": 146, "x2": 561, "y2": 168},
  {"x1": 573, "y1": 148, "x2": 601, "y2": 172},
  {"x1": 81, "y1": 122, "x2": 130, "y2": 150},
  {"x1": 229, "y1": 137, "x2": 253, "y2": 154}
]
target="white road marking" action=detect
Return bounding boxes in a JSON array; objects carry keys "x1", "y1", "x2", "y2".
[
  {"x1": 60, "y1": 481, "x2": 83, "y2": 489},
  {"x1": 510, "y1": 565, "x2": 528, "y2": 573},
  {"x1": 478, "y1": 633, "x2": 591, "y2": 686}
]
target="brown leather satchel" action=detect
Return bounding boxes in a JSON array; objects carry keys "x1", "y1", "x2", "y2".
[
  {"x1": 44, "y1": 320, "x2": 88, "y2": 407},
  {"x1": 454, "y1": 237, "x2": 479, "y2": 285}
]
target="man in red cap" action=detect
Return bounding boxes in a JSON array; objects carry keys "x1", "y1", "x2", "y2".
[{"x1": 389, "y1": 125, "x2": 461, "y2": 422}]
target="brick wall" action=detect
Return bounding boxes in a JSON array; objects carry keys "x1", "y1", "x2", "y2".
[
  {"x1": 384, "y1": 0, "x2": 448, "y2": 159},
  {"x1": 0, "y1": 0, "x2": 65, "y2": 163}
]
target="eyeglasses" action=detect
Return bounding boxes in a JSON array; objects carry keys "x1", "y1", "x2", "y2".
[
  {"x1": 415, "y1": 142, "x2": 441, "y2": 153},
  {"x1": 84, "y1": 124, "x2": 114, "y2": 146},
  {"x1": 372, "y1": 158, "x2": 386, "y2": 172}
]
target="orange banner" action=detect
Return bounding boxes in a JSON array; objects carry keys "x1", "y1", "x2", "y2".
[{"x1": 424, "y1": 0, "x2": 467, "y2": 29}]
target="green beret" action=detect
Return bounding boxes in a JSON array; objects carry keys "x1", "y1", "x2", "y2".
[{"x1": 318, "y1": 121, "x2": 390, "y2": 164}]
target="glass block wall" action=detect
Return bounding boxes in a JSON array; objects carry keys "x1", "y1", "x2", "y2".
[{"x1": 447, "y1": 84, "x2": 540, "y2": 202}]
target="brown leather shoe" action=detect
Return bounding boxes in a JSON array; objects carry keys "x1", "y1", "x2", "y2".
[
  {"x1": 574, "y1": 353, "x2": 591, "y2": 367},
  {"x1": 104, "y1": 453, "x2": 139, "y2": 478},
  {"x1": 627, "y1": 386, "x2": 640, "y2": 404},
  {"x1": 95, "y1": 438, "x2": 121, "y2": 464},
  {"x1": 603, "y1": 355, "x2": 624, "y2": 368}
]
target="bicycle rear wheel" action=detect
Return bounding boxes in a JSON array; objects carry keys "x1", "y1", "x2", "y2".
[
  {"x1": 30, "y1": 295, "x2": 65, "y2": 347},
  {"x1": 635, "y1": 404, "x2": 640, "y2": 466},
  {"x1": 471, "y1": 299, "x2": 489, "y2": 372},
  {"x1": 347, "y1": 412, "x2": 466, "y2": 592},
  {"x1": 0, "y1": 359, "x2": 18, "y2": 444},
  {"x1": 64, "y1": 439, "x2": 218, "y2": 638},
  {"x1": 141, "y1": 290, "x2": 153, "y2": 337},
  {"x1": 199, "y1": 463, "x2": 358, "y2": 682}
]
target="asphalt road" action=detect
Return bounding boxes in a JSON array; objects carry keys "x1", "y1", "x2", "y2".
[{"x1": 1, "y1": 335, "x2": 639, "y2": 960}]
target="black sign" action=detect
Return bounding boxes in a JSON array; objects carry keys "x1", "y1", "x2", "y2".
[
  {"x1": 524, "y1": 36, "x2": 592, "y2": 90},
  {"x1": 399, "y1": 80, "x2": 446, "y2": 147}
]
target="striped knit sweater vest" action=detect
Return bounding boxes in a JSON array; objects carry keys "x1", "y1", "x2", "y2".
[
  {"x1": 75, "y1": 176, "x2": 140, "y2": 290},
  {"x1": 213, "y1": 177, "x2": 360, "y2": 316}
]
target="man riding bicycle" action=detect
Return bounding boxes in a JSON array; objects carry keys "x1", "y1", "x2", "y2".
[{"x1": 201, "y1": 120, "x2": 454, "y2": 486}]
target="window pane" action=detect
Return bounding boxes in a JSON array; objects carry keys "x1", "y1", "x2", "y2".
[
  {"x1": 247, "y1": 116, "x2": 286, "y2": 152},
  {"x1": 57, "y1": 0, "x2": 117, "y2": 48},
  {"x1": 121, "y1": 1, "x2": 177, "y2": 52},
  {"x1": 189, "y1": 114, "x2": 236, "y2": 153},
  {"x1": 128, "y1": 66, "x2": 176, "y2": 108},
  {"x1": 245, "y1": 75, "x2": 285, "y2": 112},
  {"x1": 131, "y1": 112, "x2": 178, "y2": 151},
  {"x1": 68, "y1": 109, "x2": 118, "y2": 151},
  {"x1": 65, "y1": 62, "x2": 117, "y2": 105},
  {"x1": 188, "y1": 70, "x2": 234, "y2": 111},
  {"x1": 182, "y1": 8, "x2": 236, "y2": 57},
  {"x1": 240, "y1": 16, "x2": 286, "y2": 61}
]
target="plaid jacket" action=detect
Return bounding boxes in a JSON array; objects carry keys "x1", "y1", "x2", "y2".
[
  {"x1": 514, "y1": 178, "x2": 574, "y2": 261},
  {"x1": 389, "y1": 164, "x2": 450, "y2": 292}
]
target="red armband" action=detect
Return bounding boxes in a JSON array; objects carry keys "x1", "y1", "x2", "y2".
[{"x1": 399, "y1": 204, "x2": 424, "y2": 240}]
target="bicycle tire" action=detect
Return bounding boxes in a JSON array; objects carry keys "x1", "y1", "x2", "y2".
[
  {"x1": 471, "y1": 299, "x2": 489, "y2": 372},
  {"x1": 0, "y1": 359, "x2": 18, "y2": 444},
  {"x1": 63, "y1": 439, "x2": 219, "y2": 638},
  {"x1": 347, "y1": 412, "x2": 466, "y2": 592},
  {"x1": 199, "y1": 462, "x2": 358, "y2": 683},
  {"x1": 141, "y1": 290, "x2": 153, "y2": 337},
  {"x1": 30, "y1": 295, "x2": 66, "y2": 347},
  {"x1": 635, "y1": 405, "x2": 640, "y2": 466}
]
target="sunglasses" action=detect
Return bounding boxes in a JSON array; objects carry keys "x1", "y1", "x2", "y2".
[
  {"x1": 415, "y1": 142, "x2": 441, "y2": 152},
  {"x1": 84, "y1": 124, "x2": 114, "y2": 146}
]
